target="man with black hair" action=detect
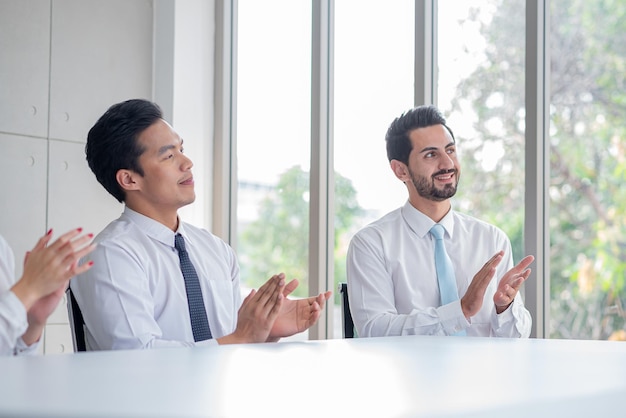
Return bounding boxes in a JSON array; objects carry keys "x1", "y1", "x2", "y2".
[
  {"x1": 72, "y1": 98, "x2": 330, "y2": 350},
  {"x1": 347, "y1": 105, "x2": 534, "y2": 338}
]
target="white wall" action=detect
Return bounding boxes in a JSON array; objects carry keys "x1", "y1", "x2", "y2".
[{"x1": 0, "y1": 0, "x2": 214, "y2": 354}]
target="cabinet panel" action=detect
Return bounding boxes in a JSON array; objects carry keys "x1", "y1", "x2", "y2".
[
  {"x1": 49, "y1": 0, "x2": 153, "y2": 142},
  {"x1": 0, "y1": 0, "x2": 51, "y2": 138},
  {"x1": 0, "y1": 134, "x2": 48, "y2": 277},
  {"x1": 48, "y1": 139, "x2": 122, "y2": 240},
  {"x1": 43, "y1": 324, "x2": 73, "y2": 354}
]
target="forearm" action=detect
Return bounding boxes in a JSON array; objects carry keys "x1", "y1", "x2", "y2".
[
  {"x1": 357, "y1": 302, "x2": 469, "y2": 337},
  {"x1": 9, "y1": 280, "x2": 39, "y2": 313},
  {"x1": 348, "y1": 261, "x2": 469, "y2": 336},
  {"x1": 20, "y1": 322, "x2": 44, "y2": 346}
]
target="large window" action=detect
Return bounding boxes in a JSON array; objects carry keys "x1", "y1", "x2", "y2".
[
  {"x1": 548, "y1": 0, "x2": 626, "y2": 340},
  {"x1": 236, "y1": 0, "x2": 312, "y2": 339},
  {"x1": 333, "y1": 0, "x2": 414, "y2": 337}
]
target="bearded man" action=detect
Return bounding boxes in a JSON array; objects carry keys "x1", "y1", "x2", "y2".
[{"x1": 346, "y1": 105, "x2": 534, "y2": 338}]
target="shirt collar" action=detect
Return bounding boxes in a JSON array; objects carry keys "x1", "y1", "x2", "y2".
[
  {"x1": 400, "y1": 200, "x2": 456, "y2": 239},
  {"x1": 122, "y1": 206, "x2": 182, "y2": 248}
]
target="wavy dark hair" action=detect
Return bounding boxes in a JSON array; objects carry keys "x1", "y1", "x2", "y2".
[{"x1": 385, "y1": 105, "x2": 455, "y2": 164}]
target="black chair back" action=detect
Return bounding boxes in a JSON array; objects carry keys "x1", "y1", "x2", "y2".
[
  {"x1": 338, "y1": 282, "x2": 356, "y2": 338},
  {"x1": 66, "y1": 286, "x2": 87, "y2": 352}
]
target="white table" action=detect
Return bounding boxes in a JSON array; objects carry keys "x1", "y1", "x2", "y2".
[{"x1": 1, "y1": 335, "x2": 625, "y2": 417}]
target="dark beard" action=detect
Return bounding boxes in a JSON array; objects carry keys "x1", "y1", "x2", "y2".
[{"x1": 410, "y1": 168, "x2": 458, "y2": 202}]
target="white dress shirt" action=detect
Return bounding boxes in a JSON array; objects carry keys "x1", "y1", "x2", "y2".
[
  {"x1": 346, "y1": 201, "x2": 531, "y2": 338},
  {"x1": 71, "y1": 207, "x2": 241, "y2": 350},
  {"x1": 0, "y1": 235, "x2": 37, "y2": 356}
]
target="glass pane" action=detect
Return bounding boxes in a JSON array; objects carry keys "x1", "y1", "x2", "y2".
[
  {"x1": 549, "y1": 0, "x2": 626, "y2": 340},
  {"x1": 334, "y1": 0, "x2": 414, "y2": 338},
  {"x1": 438, "y1": 0, "x2": 526, "y2": 263},
  {"x1": 236, "y1": 0, "x2": 311, "y2": 340}
]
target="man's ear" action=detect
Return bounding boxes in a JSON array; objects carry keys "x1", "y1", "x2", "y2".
[
  {"x1": 390, "y1": 160, "x2": 409, "y2": 182},
  {"x1": 116, "y1": 169, "x2": 141, "y2": 192}
]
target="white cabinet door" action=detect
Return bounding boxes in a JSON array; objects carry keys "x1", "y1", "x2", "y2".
[
  {"x1": 49, "y1": 0, "x2": 154, "y2": 143},
  {"x1": 47, "y1": 139, "x2": 122, "y2": 237},
  {"x1": 44, "y1": 324, "x2": 74, "y2": 355},
  {"x1": 0, "y1": 0, "x2": 51, "y2": 138},
  {"x1": 0, "y1": 134, "x2": 48, "y2": 277}
]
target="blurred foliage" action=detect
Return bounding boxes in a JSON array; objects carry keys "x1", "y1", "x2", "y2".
[
  {"x1": 451, "y1": 0, "x2": 626, "y2": 339},
  {"x1": 238, "y1": 166, "x2": 363, "y2": 300}
]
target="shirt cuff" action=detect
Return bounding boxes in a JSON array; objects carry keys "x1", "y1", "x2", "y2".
[
  {"x1": 195, "y1": 338, "x2": 220, "y2": 347},
  {"x1": 492, "y1": 300, "x2": 515, "y2": 327},
  {"x1": 14, "y1": 337, "x2": 40, "y2": 356},
  {"x1": 437, "y1": 300, "x2": 470, "y2": 335}
]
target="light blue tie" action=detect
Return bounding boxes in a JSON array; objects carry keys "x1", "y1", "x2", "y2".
[{"x1": 430, "y1": 224, "x2": 466, "y2": 336}]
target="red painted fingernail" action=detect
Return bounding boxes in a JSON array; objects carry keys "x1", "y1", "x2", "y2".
[
  {"x1": 77, "y1": 227, "x2": 83, "y2": 232},
  {"x1": 47, "y1": 228, "x2": 53, "y2": 235}
]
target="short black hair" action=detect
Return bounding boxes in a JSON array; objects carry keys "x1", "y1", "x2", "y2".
[
  {"x1": 85, "y1": 99, "x2": 163, "y2": 202},
  {"x1": 385, "y1": 105, "x2": 455, "y2": 164}
]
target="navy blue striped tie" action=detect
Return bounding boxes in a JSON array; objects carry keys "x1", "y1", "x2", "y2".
[{"x1": 175, "y1": 233, "x2": 212, "y2": 341}]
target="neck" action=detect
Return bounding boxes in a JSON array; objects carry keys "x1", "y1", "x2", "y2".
[
  {"x1": 126, "y1": 201, "x2": 180, "y2": 231},
  {"x1": 408, "y1": 195, "x2": 451, "y2": 223}
]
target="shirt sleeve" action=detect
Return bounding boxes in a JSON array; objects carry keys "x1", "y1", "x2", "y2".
[
  {"x1": 0, "y1": 237, "x2": 37, "y2": 356},
  {"x1": 346, "y1": 232, "x2": 470, "y2": 337},
  {"x1": 491, "y1": 296, "x2": 532, "y2": 338},
  {"x1": 0, "y1": 291, "x2": 31, "y2": 356}
]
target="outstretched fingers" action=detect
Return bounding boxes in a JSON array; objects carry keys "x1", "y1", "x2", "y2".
[
  {"x1": 314, "y1": 291, "x2": 332, "y2": 310},
  {"x1": 474, "y1": 251, "x2": 504, "y2": 288},
  {"x1": 52, "y1": 229, "x2": 94, "y2": 263},
  {"x1": 500, "y1": 255, "x2": 534, "y2": 288},
  {"x1": 63, "y1": 240, "x2": 97, "y2": 276},
  {"x1": 254, "y1": 273, "x2": 285, "y2": 315},
  {"x1": 46, "y1": 227, "x2": 85, "y2": 251},
  {"x1": 494, "y1": 255, "x2": 534, "y2": 311},
  {"x1": 462, "y1": 251, "x2": 504, "y2": 318},
  {"x1": 14, "y1": 228, "x2": 94, "y2": 310},
  {"x1": 30, "y1": 228, "x2": 54, "y2": 252},
  {"x1": 230, "y1": 274, "x2": 287, "y2": 343},
  {"x1": 508, "y1": 255, "x2": 535, "y2": 277},
  {"x1": 70, "y1": 256, "x2": 96, "y2": 277},
  {"x1": 37, "y1": 227, "x2": 95, "y2": 281}
]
